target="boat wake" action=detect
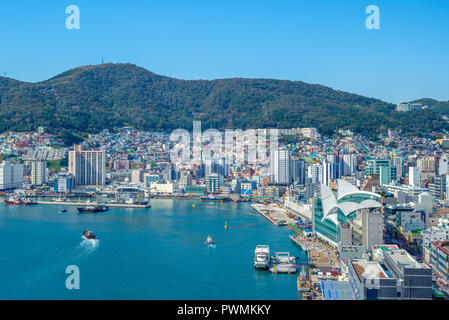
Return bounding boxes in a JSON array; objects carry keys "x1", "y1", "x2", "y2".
[
  {"x1": 77, "y1": 237, "x2": 100, "y2": 255},
  {"x1": 80, "y1": 237, "x2": 99, "y2": 247}
]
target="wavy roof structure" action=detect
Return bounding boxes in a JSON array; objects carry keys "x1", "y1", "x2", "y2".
[{"x1": 320, "y1": 180, "x2": 381, "y2": 226}]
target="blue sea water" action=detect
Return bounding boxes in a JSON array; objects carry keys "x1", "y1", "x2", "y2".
[{"x1": 0, "y1": 199, "x2": 306, "y2": 300}]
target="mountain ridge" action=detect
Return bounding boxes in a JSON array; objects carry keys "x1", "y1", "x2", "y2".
[{"x1": 0, "y1": 63, "x2": 447, "y2": 138}]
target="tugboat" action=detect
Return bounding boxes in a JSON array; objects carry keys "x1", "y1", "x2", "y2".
[
  {"x1": 77, "y1": 205, "x2": 108, "y2": 214},
  {"x1": 82, "y1": 230, "x2": 96, "y2": 240},
  {"x1": 254, "y1": 245, "x2": 270, "y2": 270},
  {"x1": 297, "y1": 266, "x2": 312, "y2": 293},
  {"x1": 4, "y1": 196, "x2": 37, "y2": 205},
  {"x1": 205, "y1": 235, "x2": 215, "y2": 245}
]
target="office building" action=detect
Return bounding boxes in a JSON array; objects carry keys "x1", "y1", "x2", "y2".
[
  {"x1": 365, "y1": 159, "x2": 396, "y2": 185},
  {"x1": 348, "y1": 259, "x2": 397, "y2": 300},
  {"x1": 54, "y1": 174, "x2": 75, "y2": 193},
  {"x1": 383, "y1": 249, "x2": 432, "y2": 300},
  {"x1": 290, "y1": 158, "x2": 305, "y2": 185},
  {"x1": 206, "y1": 173, "x2": 220, "y2": 193},
  {"x1": 361, "y1": 208, "x2": 383, "y2": 251},
  {"x1": 429, "y1": 241, "x2": 449, "y2": 282}
]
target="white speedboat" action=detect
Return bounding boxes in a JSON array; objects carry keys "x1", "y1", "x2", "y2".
[
  {"x1": 206, "y1": 235, "x2": 215, "y2": 245},
  {"x1": 254, "y1": 245, "x2": 270, "y2": 270}
]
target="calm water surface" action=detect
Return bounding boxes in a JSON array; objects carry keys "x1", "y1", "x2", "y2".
[{"x1": 0, "y1": 199, "x2": 306, "y2": 299}]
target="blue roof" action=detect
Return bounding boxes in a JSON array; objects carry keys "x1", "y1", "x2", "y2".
[{"x1": 320, "y1": 281, "x2": 356, "y2": 300}]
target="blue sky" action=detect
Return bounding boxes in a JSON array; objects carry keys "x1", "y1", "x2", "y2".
[{"x1": 0, "y1": 0, "x2": 448, "y2": 103}]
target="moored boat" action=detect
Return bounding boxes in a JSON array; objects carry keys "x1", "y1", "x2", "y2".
[
  {"x1": 254, "y1": 245, "x2": 270, "y2": 269},
  {"x1": 77, "y1": 205, "x2": 108, "y2": 213},
  {"x1": 4, "y1": 196, "x2": 37, "y2": 205}
]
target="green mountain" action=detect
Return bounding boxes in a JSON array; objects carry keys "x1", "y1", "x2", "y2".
[
  {"x1": 410, "y1": 98, "x2": 449, "y2": 114},
  {"x1": 0, "y1": 63, "x2": 447, "y2": 138}
]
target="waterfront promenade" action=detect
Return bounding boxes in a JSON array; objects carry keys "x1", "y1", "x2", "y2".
[{"x1": 251, "y1": 203, "x2": 339, "y2": 269}]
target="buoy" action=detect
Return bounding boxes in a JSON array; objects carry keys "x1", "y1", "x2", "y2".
[{"x1": 224, "y1": 221, "x2": 228, "y2": 230}]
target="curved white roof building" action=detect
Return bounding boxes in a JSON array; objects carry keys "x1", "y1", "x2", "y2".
[{"x1": 314, "y1": 179, "x2": 382, "y2": 247}]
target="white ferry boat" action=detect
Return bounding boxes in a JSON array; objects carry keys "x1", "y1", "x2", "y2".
[{"x1": 254, "y1": 245, "x2": 270, "y2": 270}]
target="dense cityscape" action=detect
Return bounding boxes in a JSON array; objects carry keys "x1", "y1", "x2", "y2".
[
  {"x1": 1, "y1": 100, "x2": 449, "y2": 300},
  {"x1": 1, "y1": 1, "x2": 449, "y2": 309}
]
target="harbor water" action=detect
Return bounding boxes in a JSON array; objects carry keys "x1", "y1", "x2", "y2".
[{"x1": 0, "y1": 199, "x2": 307, "y2": 299}]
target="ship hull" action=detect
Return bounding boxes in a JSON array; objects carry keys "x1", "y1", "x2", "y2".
[
  {"x1": 77, "y1": 206, "x2": 108, "y2": 213},
  {"x1": 4, "y1": 200, "x2": 36, "y2": 205}
]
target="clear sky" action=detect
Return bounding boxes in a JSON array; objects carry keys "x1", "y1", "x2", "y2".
[{"x1": 0, "y1": 0, "x2": 448, "y2": 103}]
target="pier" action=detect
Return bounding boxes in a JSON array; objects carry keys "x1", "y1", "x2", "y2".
[
  {"x1": 251, "y1": 203, "x2": 296, "y2": 226},
  {"x1": 35, "y1": 201, "x2": 151, "y2": 208}
]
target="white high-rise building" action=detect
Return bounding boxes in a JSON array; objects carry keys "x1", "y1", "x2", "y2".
[
  {"x1": 0, "y1": 161, "x2": 23, "y2": 190},
  {"x1": 69, "y1": 145, "x2": 106, "y2": 187},
  {"x1": 439, "y1": 154, "x2": 449, "y2": 175},
  {"x1": 31, "y1": 161, "x2": 47, "y2": 185},
  {"x1": 342, "y1": 154, "x2": 356, "y2": 176},
  {"x1": 131, "y1": 169, "x2": 144, "y2": 184},
  {"x1": 409, "y1": 166, "x2": 421, "y2": 186},
  {"x1": 179, "y1": 171, "x2": 192, "y2": 189},
  {"x1": 307, "y1": 164, "x2": 323, "y2": 184},
  {"x1": 270, "y1": 147, "x2": 290, "y2": 184},
  {"x1": 323, "y1": 157, "x2": 341, "y2": 186}
]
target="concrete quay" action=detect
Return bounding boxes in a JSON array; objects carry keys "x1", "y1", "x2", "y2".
[{"x1": 35, "y1": 201, "x2": 151, "y2": 208}]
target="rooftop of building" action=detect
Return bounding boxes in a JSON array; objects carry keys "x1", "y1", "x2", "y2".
[
  {"x1": 372, "y1": 244, "x2": 400, "y2": 251},
  {"x1": 431, "y1": 241, "x2": 449, "y2": 256},
  {"x1": 384, "y1": 249, "x2": 428, "y2": 269},
  {"x1": 351, "y1": 259, "x2": 388, "y2": 281},
  {"x1": 321, "y1": 281, "x2": 356, "y2": 300}
]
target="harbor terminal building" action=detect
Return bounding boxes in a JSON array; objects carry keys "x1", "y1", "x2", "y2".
[{"x1": 313, "y1": 179, "x2": 382, "y2": 250}]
